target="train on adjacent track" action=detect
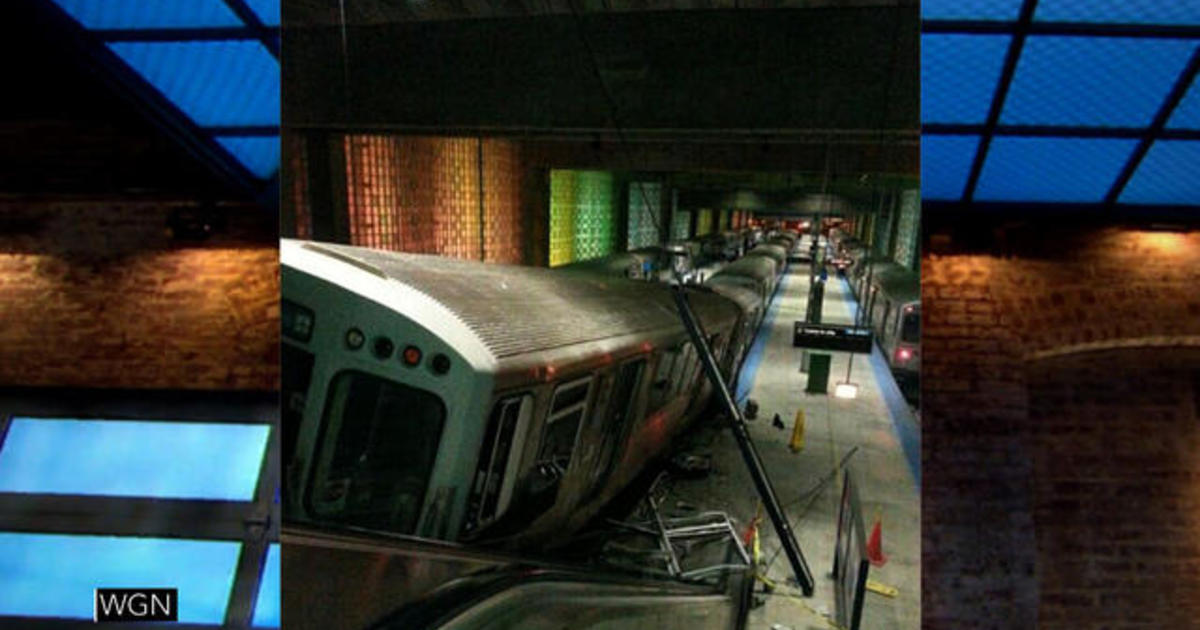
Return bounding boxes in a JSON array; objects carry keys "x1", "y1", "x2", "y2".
[{"x1": 279, "y1": 239, "x2": 781, "y2": 550}]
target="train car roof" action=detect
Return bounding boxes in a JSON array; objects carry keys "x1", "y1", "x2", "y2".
[
  {"x1": 744, "y1": 243, "x2": 787, "y2": 262},
  {"x1": 710, "y1": 255, "x2": 777, "y2": 281},
  {"x1": 867, "y1": 263, "x2": 919, "y2": 304},
  {"x1": 284, "y1": 240, "x2": 741, "y2": 361},
  {"x1": 704, "y1": 281, "x2": 760, "y2": 314},
  {"x1": 555, "y1": 252, "x2": 646, "y2": 276}
]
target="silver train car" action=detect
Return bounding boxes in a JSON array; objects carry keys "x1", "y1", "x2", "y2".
[
  {"x1": 705, "y1": 255, "x2": 779, "y2": 306},
  {"x1": 857, "y1": 262, "x2": 920, "y2": 394},
  {"x1": 555, "y1": 251, "x2": 650, "y2": 280},
  {"x1": 741, "y1": 243, "x2": 788, "y2": 273},
  {"x1": 281, "y1": 240, "x2": 755, "y2": 550}
]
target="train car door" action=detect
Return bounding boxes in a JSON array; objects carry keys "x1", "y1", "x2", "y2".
[{"x1": 588, "y1": 358, "x2": 646, "y2": 498}]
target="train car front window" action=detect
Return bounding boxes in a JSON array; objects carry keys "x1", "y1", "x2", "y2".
[
  {"x1": 310, "y1": 370, "x2": 445, "y2": 534},
  {"x1": 901, "y1": 311, "x2": 920, "y2": 344}
]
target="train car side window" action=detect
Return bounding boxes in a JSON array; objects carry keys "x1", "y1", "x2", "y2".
[
  {"x1": 537, "y1": 376, "x2": 593, "y2": 477},
  {"x1": 648, "y1": 350, "x2": 675, "y2": 412},
  {"x1": 463, "y1": 394, "x2": 532, "y2": 536},
  {"x1": 901, "y1": 308, "x2": 920, "y2": 344}
]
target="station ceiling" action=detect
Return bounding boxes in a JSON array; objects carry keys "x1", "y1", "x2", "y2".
[
  {"x1": 922, "y1": 0, "x2": 1200, "y2": 209},
  {"x1": 41, "y1": 0, "x2": 281, "y2": 189}
]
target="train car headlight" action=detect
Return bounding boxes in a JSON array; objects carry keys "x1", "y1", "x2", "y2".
[{"x1": 345, "y1": 328, "x2": 365, "y2": 350}]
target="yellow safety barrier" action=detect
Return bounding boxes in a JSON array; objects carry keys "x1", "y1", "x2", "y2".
[
  {"x1": 866, "y1": 579, "x2": 899, "y2": 598},
  {"x1": 789, "y1": 410, "x2": 805, "y2": 452}
]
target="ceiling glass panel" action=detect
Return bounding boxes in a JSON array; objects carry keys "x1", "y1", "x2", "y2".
[
  {"x1": 1002, "y1": 36, "x2": 1197, "y2": 127},
  {"x1": 921, "y1": 135, "x2": 980, "y2": 200},
  {"x1": 921, "y1": 0, "x2": 1024, "y2": 21},
  {"x1": 922, "y1": 34, "x2": 1012, "y2": 123},
  {"x1": 976, "y1": 137, "x2": 1137, "y2": 202},
  {"x1": 108, "y1": 41, "x2": 280, "y2": 128},
  {"x1": 50, "y1": 0, "x2": 243, "y2": 29},
  {"x1": 0, "y1": 418, "x2": 269, "y2": 501},
  {"x1": 251, "y1": 544, "x2": 281, "y2": 628},
  {"x1": 0, "y1": 533, "x2": 240, "y2": 624},
  {"x1": 1167, "y1": 80, "x2": 1200, "y2": 129},
  {"x1": 217, "y1": 136, "x2": 281, "y2": 179},
  {"x1": 1035, "y1": 0, "x2": 1200, "y2": 25},
  {"x1": 1119, "y1": 141, "x2": 1200, "y2": 204},
  {"x1": 244, "y1": 0, "x2": 282, "y2": 26}
]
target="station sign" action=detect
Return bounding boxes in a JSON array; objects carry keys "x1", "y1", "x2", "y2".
[{"x1": 793, "y1": 322, "x2": 873, "y2": 353}]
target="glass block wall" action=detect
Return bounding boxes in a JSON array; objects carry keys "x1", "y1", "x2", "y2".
[
  {"x1": 549, "y1": 170, "x2": 617, "y2": 266},
  {"x1": 696, "y1": 208, "x2": 714, "y2": 236},
  {"x1": 718, "y1": 209, "x2": 730, "y2": 231},
  {"x1": 671, "y1": 209, "x2": 692, "y2": 241},
  {"x1": 627, "y1": 181, "x2": 663, "y2": 250},
  {"x1": 345, "y1": 135, "x2": 403, "y2": 250},
  {"x1": 285, "y1": 133, "x2": 311, "y2": 239},
  {"x1": 482, "y1": 139, "x2": 524, "y2": 263},
  {"x1": 342, "y1": 135, "x2": 523, "y2": 263},
  {"x1": 894, "y1": 189, "x2": 920, "y2": 270}
]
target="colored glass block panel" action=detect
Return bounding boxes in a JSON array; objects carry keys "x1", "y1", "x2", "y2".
[
  {"x1": 1001, "y1": 36, "x2": 1197, "y2": 127},
  {"x1": 51, "y1": 0, "x2": 243, "y2": 28},
  {"x1": 549, "y1": 170, "x2": 578, "y2": 267},
  {"x1": 894, "y1": 190, "x2": 920, "y2": 270},
  {"x1": 215, "y1": 136, "x2": 279, "y2": 179},
  {"x1": 573, "y1": 172, "x2": 617, "y2": 261},
  {"x1": 627, "y1": 181, "x2": 663, "y2": 250},
  {"x1": 345, "y1": 135, "x2": 403, "y2": 250},
  {"x1": 483, "y1": 139, "x2": 524, "y2": 264},
  {"x1": 696, "y1": 208, "x2": 714, "y2": 236},
  {"x1": 429, "y1": 137, "x2": 481, "y2": 261},
  {"x1": 285, "y1": 133, "x2": 311, "y2": 239},
  {"x1": 921, "y1": 0, "x2": 1023, "y2": 21},
  {"x1": 108, "y1": 41, "x2": 280, "y2": 127},
  {"x1": 0, "y1": 418, "x2": 268, "y2": 501},
  {"x1": 718, "y1": 209, "x2": 730, "y2": 230},
  {"x1": 251, "y1": 544, "x2": 280, "y2": 628},
  {"x1": 1119, "y1": 140, "x2": 1200, "y2": 205},
  {"x1": 0, "y1": 533, "x2": 240, "y2": 623},
  {"x1": 671, "y1": 209, "x2": 692, "y2": 241},
  {"x1": 1035, "y1": 0, "x2": 1200, "y2": 25},
  {"x1": 921, "y1": 34, "x2": 1011, "y2": 124},
  {"x1": 921, "y1": 135, "x2": 980, "y2": 200},
  {"x1": 976, "y1": 137, "x2": 1137, "y2": 202}
]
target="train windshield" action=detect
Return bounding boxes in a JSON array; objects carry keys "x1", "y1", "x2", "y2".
[
  {"x1": 310, "y1": 370, "x2": 445, "y2": 534},
  {"x1": 901, "y1": 310, "x2": 920, "y2": 344}
]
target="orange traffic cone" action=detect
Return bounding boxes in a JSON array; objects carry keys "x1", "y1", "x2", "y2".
[{"x1": 866, "y1": 515, "x2": 887, "y2": 567}]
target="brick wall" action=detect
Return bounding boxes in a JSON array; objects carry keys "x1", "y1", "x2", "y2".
[
  {"x1": 922, "y1": 225, "x2": 1200, "y2": 628},
  {"x1": 0, "y1": 200, "x2": 278, "y2": 391}
]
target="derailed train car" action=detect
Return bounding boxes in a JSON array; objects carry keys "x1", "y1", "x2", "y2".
[{"x1": 280, "y1": 240, "x2": 756, "y2": 550}]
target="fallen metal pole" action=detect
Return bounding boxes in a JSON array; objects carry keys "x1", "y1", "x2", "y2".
[{"x1": 670, "y1": 286, "x2": 816, "y2": 595}]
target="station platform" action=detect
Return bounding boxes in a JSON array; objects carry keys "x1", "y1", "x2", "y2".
[{"x1": 665, "y1": 264, "x2": 920, "y2": 630}]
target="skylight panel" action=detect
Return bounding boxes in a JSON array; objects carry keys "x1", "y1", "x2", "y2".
[
  {"x1": 0, "y1": 533, "x2": 240, "y2": 624},
  {"x1": 217, "y1": 137, "x2": 281, "y2": 179},
  {"x1": 1119, "y1": 140, "x2": 1200, "y2": 204},
  {"x1": 244, "y1": 0, "x2": 281, "y2": 27},
  {"x1": 922, "y1": 34, "x2": 1012, "y2": 123},
  {"x1": 108, "y1": 41, "x2": 279, "y2": 128},
  {"x1": 1035, "y1": 0, "x2": 1200, "y2": 25},
  {"x1": 0, "y1": 418, "x2": 269, "y2": 501},
  {"x1": 1166, "y1": 80, "x2": 1200, "y2": 129},
  {"x1": 921, "y1": 0, "x2": 1024, "y2": 22},
  {"x1": 921, "y1": 135, "x2": 980, "y2": 200},
  {"x1": 50, "y1": 0, "x2": 243, "y2": 29},
  {"x1": 1001, "y1": 36, "x2": 1197, "y2": 127},
  {"x1": 251, "y1": 544, "x2": 281, "y2": 627},
  {"x1": 975, "y1": 137, "x2": 1137, "y2": 202}
]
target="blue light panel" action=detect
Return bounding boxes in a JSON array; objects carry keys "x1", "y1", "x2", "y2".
[
  {"x1": 922, "y1": 34, "x2": 1011, "y2": 123},
  {"x1": 108, "y1": 41, "x2": 279, "y2": 128},
  {"x1": 1167, "y1": 80, "x2": 1200, "y2": 129},
  {"x1": 51, "y1": 0, "x2": 243, "y2": 29},
  {"x1": 1002, "y1": 36, "x2": 1198, "y2": 127},
  {"x1": 921, "y1": 0, "x2": 1023, "y2": 21},
  {"x1": 217, "y1": 137, "x2": 280, "y2": 179},
  {"x1": 0, "y1": 418, "x2": 269, "y2": 501},
  {"x1": 251, "y1": 544, "x2": 281, "y2": 628},
  {"x1": 1036, "y1": 0, "x2": 1200, "y2": 25},
  {"x1": 921, "y1": 135, "x2": 980, "y2": 201},
  {"x1": 976, "y1": 137, "x2": 1137, "y2": 202},
  {"x1": 0, "y1": 533, "x2": 240, "y2": 623},
  {"x1": 1119, "y1": 141, "x2": 1200, "y2": 205},
  {"x1": 244, "y1": 0, "x2": 282, "y2": 26}
]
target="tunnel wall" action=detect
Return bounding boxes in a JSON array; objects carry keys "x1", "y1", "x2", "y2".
[
  {"x1": 922, "y1": 225, "x2": 1200, "y2": 628},
  {"x1": 0, "y1": 200, "x2": 279, "y2": 391}
]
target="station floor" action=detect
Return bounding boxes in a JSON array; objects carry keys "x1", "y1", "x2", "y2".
[{"x1": 666, "y1": 264, "x2": 920, "y2": 630}]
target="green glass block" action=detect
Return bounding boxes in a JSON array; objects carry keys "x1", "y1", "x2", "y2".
[
  {"x1": 671, "y1": 210, "x2": 691, "y2": 240},
  {"x1": 627, "y1": 181, "x2": 662, "y2": 249},
  {"x1": 696, "y1": 208, "x2": 713, "y2": 236}
]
